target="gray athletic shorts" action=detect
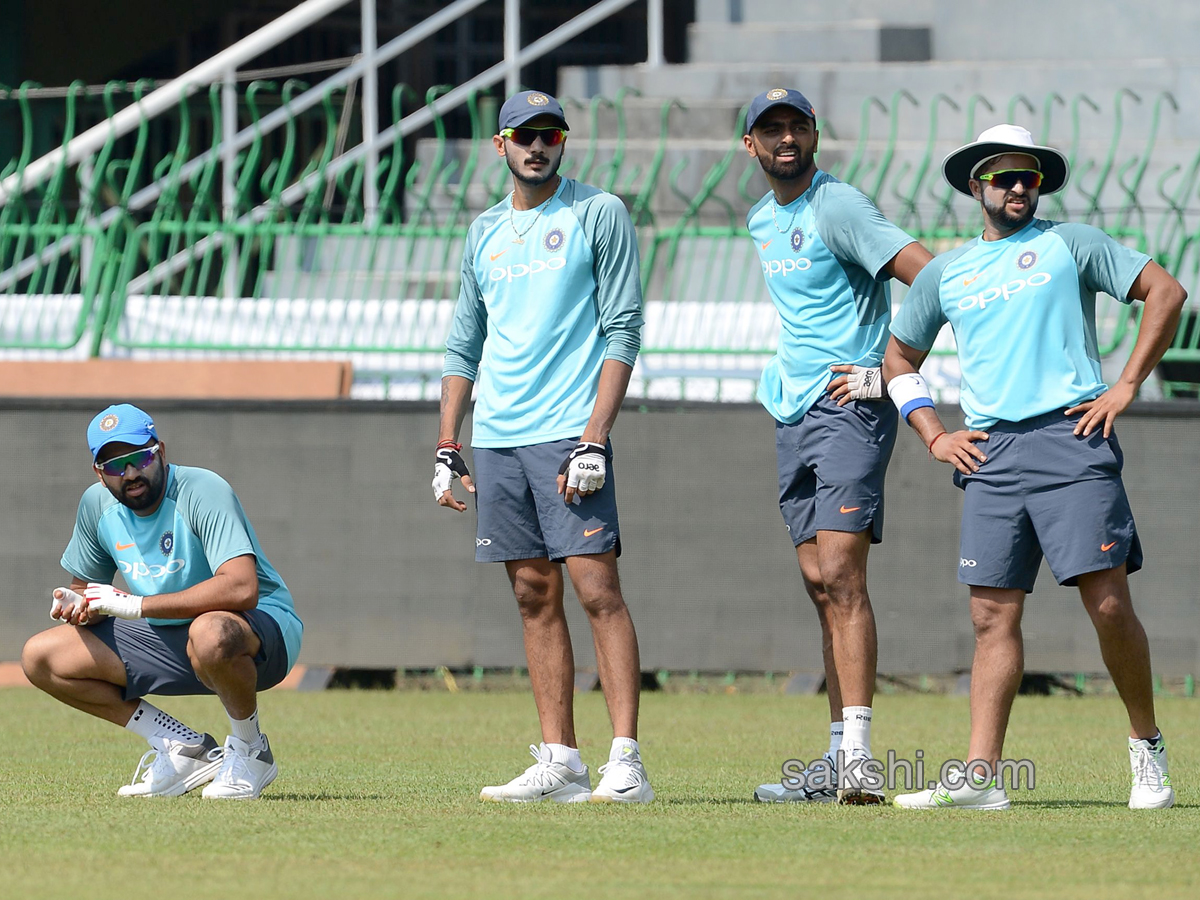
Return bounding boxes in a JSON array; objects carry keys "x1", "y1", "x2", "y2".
[
  {"x1": 954, "y1": 409, "x2": 1143, "y2": 592},
  {"x1": 776, "y1": 393, "x2": 898, "y2": 545},
  {"x1": 87, "y1": 609, "x2": 290, "y2": 701},
  {"x1": 473, "y1": 438, "x2": 621, "y2": 563}
]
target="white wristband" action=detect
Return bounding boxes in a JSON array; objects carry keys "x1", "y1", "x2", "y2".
[{"x1": 887, "y1": 372, "x2": 936, "y2": 421}]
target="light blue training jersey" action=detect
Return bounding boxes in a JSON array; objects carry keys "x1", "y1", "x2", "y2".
[
  {"x1": 443, "y1": 177, "x2": 644, "y2": 448},
  {"x1": 61, "y1": 464, "x2": 303, "y2": 668},
  {"x1": 747, "y1": 170, "x2": 916, "y2": 424},
  {"x1": 890, "y1": 218, "x2": 1151, "y2": 429}
]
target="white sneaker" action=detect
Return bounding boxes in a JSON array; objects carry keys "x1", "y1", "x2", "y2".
[
  {"x1": 894, "y1": 767, "x2": 1011, "y2": 810},
  {"x1": 837, "y1": 748, "x2": 886, "y2": 805},
  {"x1": 480, "y1": 743, "x2": 592, "y2": 803},
  {"x1": 117, "y1": 734, "x2": 224, "y2": 797},
  {"x1": 591, "y1": 744, "x2": 655, "y2": 803},
  {"x1": 1129, "y1": 735, "x2": 1175, "y2": 809},
  {"x1": 754, "y1": 753, "x2": 837, "y2": 803},
  {"x1": 201, "y1": 734, "x2": 278, "y2": 800}
]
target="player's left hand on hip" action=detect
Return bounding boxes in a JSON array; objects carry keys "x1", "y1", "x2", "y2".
[
  {"x1": 557, "y1": 441, "x2": 607, "y2": 503},
  {"x1": 84, "y1": 583, "x2": 144, "y2": 620},
  {"x1": 827, "y1": 365, "x2": 883, "y2": 406},
  {"x1": 1066, "y1": 383, "x2": 1135, "y2": 438}
]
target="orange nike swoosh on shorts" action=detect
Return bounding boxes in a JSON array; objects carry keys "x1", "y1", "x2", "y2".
[
  {"x1": 839, "y1": 506, "x2": 861, "y2": 514},
  {"x1": 1101, "y1": 541, "x2": 1117, "y2": 552},
  {"x1": 490, "y1": 250, "x2": 507, "y2": 261},
  {"x1": 584, "y1": 527, "x2": 605, "y2": 537},
  {"x1": 115, "y1": 542, "x2": 135, "y2": 550}
]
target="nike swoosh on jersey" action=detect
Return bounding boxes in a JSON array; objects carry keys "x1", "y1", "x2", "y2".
[
  {"x1": 761, "y1": 240, "x2": 772, "y2": 250},
  {"x1": 489, "y1": 250, "x2": 507, "y2": 261},
  {"x1": 115, "y1": 542, "x2": 135, "y2": 550},
  {"x1": 963, "y1": 274, "x2": 981, "y2": 286},
  {"x1": 584, "y1": 527, "x2": 605, "y2": 537}
]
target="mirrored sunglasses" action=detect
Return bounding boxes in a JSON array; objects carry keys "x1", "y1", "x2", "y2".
[
  {"x1": 95, "y1": 443, "x2": 162, "y2": 476},
  {"x1": 977, "y1": 169, "x2": 1043, "y2": 190},
  {"x1": 501, "y1": 126, "x2": 566, "y2": 147}
]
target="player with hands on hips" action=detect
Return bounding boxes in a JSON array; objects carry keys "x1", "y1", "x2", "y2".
[
  {"x1": 883, "y1": 124, "x2": 1186, "y2": 812},
  {"x1": 24, "y1": 404, "x2": 304, "y2": 801}
]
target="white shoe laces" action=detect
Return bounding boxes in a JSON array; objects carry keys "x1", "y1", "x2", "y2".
[
  {"x1": 127, "y1": 749, "x2": 159, "y2": 787},
  {"x1": 513, "y1": 745, "x2": 560, "y2": 788},
  {"x1": 597, "y1": 757, "x2": 641, "y2": 784},
  {"x1": 1132, "y1": 746, "x2": 1164, "y2": 788}
]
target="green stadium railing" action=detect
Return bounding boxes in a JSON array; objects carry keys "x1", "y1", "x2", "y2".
[{"x1": 2, "y1": 82, "x2": 1199, "y2": 395}]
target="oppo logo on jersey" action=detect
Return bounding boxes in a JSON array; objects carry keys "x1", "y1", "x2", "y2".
[
  {"x1": 118, "y1": 559, "x2": 186, "y2": 579},
  {"x1": 762, "y1": 258, "x2": 813, "y2": 279},
  {"x1": 489, "y1": 258, "x2": 567, "y2": 283},
  {"x1": 958, "y1": 272, "x2": 1052, "y2": 311}
]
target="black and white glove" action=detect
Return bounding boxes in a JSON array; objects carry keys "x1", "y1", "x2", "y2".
[
  {"x1": 842, "y1": 366, "x2": 883, "y2": 400},
  {"x1": 558, "y1": 441, "x2": 607, "y2": 494},
  {"x1": 432, "y1": 440, "x2": 471, "y2": 501}
]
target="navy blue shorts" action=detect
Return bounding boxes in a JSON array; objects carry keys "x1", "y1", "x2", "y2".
[
  {"x1": 776, "y1": 394, "x2": 898, "y2": 545},
  {"x1": 954, "y1": 410, "x2": 1143, "y2": 592},
  {"x1": 473, "y1": 438, "x2": 621, "y2": 563},
  {"x1": 87, "y1": 609, "x2": 290, "y2": 701}
]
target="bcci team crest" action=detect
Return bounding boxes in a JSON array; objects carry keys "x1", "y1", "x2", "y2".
[
  {"x1": 1017, "y1": 250, "x2": 1038, "y2": 270},
  {"x1": 99, "y1": 414, "x2": 119, "y2": 432},
  {"x1": 159, "y1": 531, "x2": 174, "y2": 556},
  {"x1": 790, "y1": 227, "x2": 805, "y2": 253},
  {"x1": 527, "y1": 93, "x2": 550, "y2": 106},
  {"x1": 543, "y1": 228, "x2": 565, "y2": 252},
  {"x1": 766, "y1": 88, "x2": 788, "y2": 101}
]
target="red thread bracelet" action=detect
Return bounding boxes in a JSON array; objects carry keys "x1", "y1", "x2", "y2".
[
  {"x1": 437, "y1": 439, "x2": 462, "y2": 451},
  {"x1": 928, "y1": 431, "x2": 948, "y2": 457}
]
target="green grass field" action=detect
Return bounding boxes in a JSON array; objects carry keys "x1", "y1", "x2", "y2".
[{"x1": 1, "y1": 689, "x2": 1196, "y2": 899}]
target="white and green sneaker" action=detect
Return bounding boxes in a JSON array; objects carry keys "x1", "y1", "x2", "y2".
[
  {"x1": 1129, "y1": 734, "x2": 1174, "y2": 809},
  {"x1": 480, "y1": 744, "x2": 592, "y2": 803},
  {"x1": 591, "y1": 743, "x2": 654, "y2": 803},
  {"x1": 754, "y1": 753, "x2": 838, "y2": 803},
  {"x1": 893, "y1": 767, "x2": 1011, "y2": 810}
]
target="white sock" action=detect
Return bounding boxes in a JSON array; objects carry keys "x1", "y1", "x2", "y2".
[
  {"x1": 827, "y1": 722, "x2": 844, "y2": 758},
  {"x1": 545, "y1": 742, "x2": 583, "y2": 771},
  {"x1": 610, "y1": 736, "x2": 640, "y2": 762},
  {"x1": 229, "y1": 708, "x2": 262, "y2": 746},
  {"x1": 842, "y1": 706, "x2": 872, "y2": 755},
  {"x1": 125, "y1": 700, "x2": 203, "y2": 744}
]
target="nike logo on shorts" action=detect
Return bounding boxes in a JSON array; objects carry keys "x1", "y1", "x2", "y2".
[
  {"x1": 1101, "y1": 541, "x2": 1117, "y2": 552},
  {"x1": 839, "y1": 506, "x2": 861, "y2": 514},
  {"x1": 584, "y1": 527, "x2": 605, "y2": 537}
]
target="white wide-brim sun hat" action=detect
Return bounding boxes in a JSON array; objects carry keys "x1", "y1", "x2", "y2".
[{"x1": 942, "y1": 124, "x2": 1070, "y2": 197}]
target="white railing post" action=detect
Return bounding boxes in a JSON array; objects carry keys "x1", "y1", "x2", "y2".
[
  {"x1": 361, "y1": 0, "x2": 379, "y2": 226},
  {"x1": 504, "y1": 0, "x2": 521, "y2": 97},
  {"x1": 221, "y1": 69, "x2": 239, "y2": 298},
  {"x1": 647, "y1": 0, "x2": 664, "y2": 68}
]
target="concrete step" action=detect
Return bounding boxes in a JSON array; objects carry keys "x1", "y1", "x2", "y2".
[{"x1": 688, "y1": 20, "x2": 932, "y2": 64}]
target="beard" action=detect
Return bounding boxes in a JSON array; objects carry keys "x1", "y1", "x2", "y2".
[
  {"x1": 983, "y1": 192, "x2": 1038, "y2": 231},
  {"x1": 506, "y1": 150, "x2": 563, "y2": 187},
  {"x1": 112, "y1": 462, "x2": 167, "y2": 511},
  {"x1": 757, "y1": 143, "x2": 816, "y2": 181}
]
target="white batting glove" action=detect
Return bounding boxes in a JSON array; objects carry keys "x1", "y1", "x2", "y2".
[
  {"x1": 50, "y1": 587, "x2": 84, "y2": 621},
  {"x1": 559, "y1": 441, "x2": 607, "y2": 493},
  {"x1": 843, "y1": 366, "x2": 884, "y2": 400},
  {"x1": 84, "y1": 583, "x2": 144, "y2": 620}
]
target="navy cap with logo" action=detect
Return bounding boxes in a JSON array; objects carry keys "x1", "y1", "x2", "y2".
[
  {"x1": 498, "y1": 90, "x2": 570, "y2": 131},
  {"x1": 87, "y1": 403, "x2": 158, "y2": 460},
  {"x1": 745, "y1": 88, "x2": 816, "y2": 133}
]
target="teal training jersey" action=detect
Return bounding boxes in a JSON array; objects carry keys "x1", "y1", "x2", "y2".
[
  {"x1": 61, "y1": 465, "x2": 303, "y2": 668},
  {"x1": 747, "y1": 170, "x2": 916, "y2": 423},
  {"x1": 443, "y1": 177, "x2": 644, "y2": 448},
  {"x1": 890, "y1": 219, "x2": 1151, "y2": 429}
]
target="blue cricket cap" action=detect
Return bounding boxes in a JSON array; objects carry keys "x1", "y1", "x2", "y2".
[
  {"x1": 746, "y1": 88, "x2": 816, "y2": 133},
  {"x1": 87, "y1": 404, "x2": 158, "y2": 460},
  {"x1": 498, "y1": 90, "x2": 569, "y2": 131}
]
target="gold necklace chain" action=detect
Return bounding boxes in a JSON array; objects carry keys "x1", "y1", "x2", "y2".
[{"x1": 509, "y1": 192, "x2": 556, "y2": 244}]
